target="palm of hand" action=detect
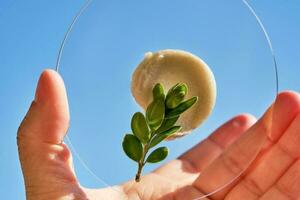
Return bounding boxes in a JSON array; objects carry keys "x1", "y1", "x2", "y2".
[{"x1": 18, "y1": 70, "x2": 300, "y2": 200}]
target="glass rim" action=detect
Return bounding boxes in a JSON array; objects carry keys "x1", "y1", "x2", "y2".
[{"x1": 54, "y1": 1, "x2": 280, "y2": 199}]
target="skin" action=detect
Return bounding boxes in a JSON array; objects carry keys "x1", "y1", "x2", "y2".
[{"x1": 18, "y1": 69, "x2": 300, "y2": 200}]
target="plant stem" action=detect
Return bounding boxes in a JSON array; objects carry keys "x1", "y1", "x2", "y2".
[
  {"x1": 135, "y1": 142, "x2": 151, "y2": 182},
  {"x1": 135, "y1": 163, "x2": 142, "y2": 182}
]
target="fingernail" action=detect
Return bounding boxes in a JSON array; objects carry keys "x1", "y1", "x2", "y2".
[
  {"x1": 232, "y1": 120, "x2": 241, "y2": 128},
  {"x1": 232, "y1": 114, "x2": 252, "y2": 128}
]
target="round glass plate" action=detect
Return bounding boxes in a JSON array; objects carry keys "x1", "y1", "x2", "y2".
[{"x1": 56, "y1": 0, "x2": 278, "y2": 198}]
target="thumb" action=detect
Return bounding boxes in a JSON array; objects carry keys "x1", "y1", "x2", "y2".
[
  {"x1": 17, "y1": 69, "x2": 84, "y2": 199},
  {"x1": 19, "y1": 69, "x2": 69, "y2": 143}
]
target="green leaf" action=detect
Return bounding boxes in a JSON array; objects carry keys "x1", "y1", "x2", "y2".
[
  {"x1": 166, "y1": 96, "x2": 198, "y2": 119},
  {"x1": 166, "y1": 83, "x2": 188, "y2": 109},
  {"x1": 146, "y1": 97, "x2": 165, "y2": 131},
  {"x1": 156, "y1": 116, "x2": 179, "y2": 135},
  {"x1": 146, "y1": 147, "x2": 169, "y2": 163},
  {"x1": 131, "y1": 112, "x2": 150, "y2": 143},
  {"x1": 166, "y1": 83, "x2": 180, "y2": 96},
  {"x1": 122, "y1": 134, "x2": 143, "y2": 162},
  {"x1": 149, "y1": 126, "x2": 182, "y2": 148},
  {"x1": 152, "y1": 83, "x2": 165, "y2": 100}
]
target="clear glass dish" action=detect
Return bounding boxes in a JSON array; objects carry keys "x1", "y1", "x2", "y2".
[{"x1": 55, "y1": 0, "x2": 278, "y2": 198}]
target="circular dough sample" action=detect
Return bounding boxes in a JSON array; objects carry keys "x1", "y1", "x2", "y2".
[{"x1": 131, "y1": 49, "x2": 216, "y2": 139}]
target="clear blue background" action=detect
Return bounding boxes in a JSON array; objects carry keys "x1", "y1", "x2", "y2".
[{"x1": 0, "y1": 0, "x2": 299, "y2": 199}]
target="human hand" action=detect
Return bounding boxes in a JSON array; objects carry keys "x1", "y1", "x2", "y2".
[{"x1": 18, "y1": 69, "x2": 300, "y2": 200}]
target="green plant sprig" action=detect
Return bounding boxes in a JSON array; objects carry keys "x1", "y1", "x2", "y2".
[{"x1": 122, "y1": 83, "x2": 198, "y2": 182}]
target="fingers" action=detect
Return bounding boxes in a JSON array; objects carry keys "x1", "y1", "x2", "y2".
[
  {"x1": 226, "y1": 110, "x2": 300, "y2": 199},
  {"x1": 179, "y1": 114, "x2": 256, "y2": 172},
  {"x1": 173, "y1": 186, "x2": 211, "y2": 200},
  {"x1": 192, "y1": 91, "x2": 300, "y2": 200},
  {"x1": 18, "y1": 69, "x2": 69, "y2": 144},
  {"x1": 153, "y1": 114, "x2": 256, "y2": 184},
  {"x1": 261, "y1": 159, "x2": 300, "y2": 200},
  {"x1": 270, "y1": 91, "x2": 300, "y2": 141}
]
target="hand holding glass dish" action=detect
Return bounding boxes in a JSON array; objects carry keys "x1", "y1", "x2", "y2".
[
  {"x1": 53, "y1": 0, "x2": 279, "y2": 198},
  {"x1": 17, "y1": 1, "x2": 300, "y2": 200}
]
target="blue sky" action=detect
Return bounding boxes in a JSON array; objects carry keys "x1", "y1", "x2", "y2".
[{"x1": 0, "y1": 0, "x2": 299, "y2": 199}]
